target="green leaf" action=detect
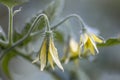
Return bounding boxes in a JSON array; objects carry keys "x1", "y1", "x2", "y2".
[
  {"x1": 0, "y1": 0, "x2": 29, "y2": 8},
  {"x1": 97, "y1": 37, "x2": 120, "y2": 47},
  {"x1": 2, "y1": 51, "x2": 17, "y2": 79}
]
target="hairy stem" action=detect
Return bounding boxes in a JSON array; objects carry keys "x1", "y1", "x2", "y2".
[
  {"x1": 51, "y1": 14, "x2": 86, "y2": 31},
  {"x1": 8, "y1": 7, "x2": 13, "y2": 46},
  {"x1": 0, "y1": 14, "x2": 51, "y2": 60}
]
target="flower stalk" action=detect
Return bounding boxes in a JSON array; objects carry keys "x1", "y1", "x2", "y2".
[
  {"x1": 51, "y1": 14, "x2": 86, "y2": 31},
  {"x1": 8, "y1": 7, "x2": 13, "y2": 46},
  {"x1": 0, "y1": 14, "x2": 52, "y2": 60},
  {"x1": 32, "y1": 14, "x2": 64, "y2": 71}
]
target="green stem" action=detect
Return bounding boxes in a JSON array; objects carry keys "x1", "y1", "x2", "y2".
[
  {"x1": 0, "y1": 14, "x2": 50, "y2": 60},
  {"x1": 44, "y1": 14, "x2": 51, "y2": 31},
  {"x1": 0, "y1": 40, "x2": 8, "y2": 47},
  {"x1": 30, "y1": 14, "x2": 86, "y2": 37},
  {"x1": 51, "y1": 14, "x2": 86, "y2": 31},
  {"x1": 8, "y1": 7, "x2": 13, "y2": 46}
]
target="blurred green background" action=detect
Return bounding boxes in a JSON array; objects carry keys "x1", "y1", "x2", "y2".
[{"x1": 0, "y1": 0, "x2": 120, "y2": 80}]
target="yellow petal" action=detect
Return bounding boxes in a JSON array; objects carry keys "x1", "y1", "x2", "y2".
[
  {"x1": 32, "y1": 57, "x2": 39, "y2": 63},
  {"x1": 80, "y1": 33, "x2": 88, "y2": 44},
  {"x1": 77, "y1": 43, "x2": 81, "y2": 56},
  {"x1": 82, "y1": 45, "x2": 89, "y2": 56},
  {"x1": 89, "y1": 37, "x2": 99, "y2": 54},
  {"x1": 83, "y1": 37, "x2": 98, "y2": 55},
  {"x1": 49, "y1": 38, "x2": 64, "y2": 71},
  {"x1": 48, "y1": 52, "x2": 54, "y2": 70},
  {"x1": 91, "y1": 34, "x2": 104, "y2": 43},
  {"x1": 70, "y1": 39, "x2": 78, "y2": 54},
  {"x1": 40, "y1": 38, "x2": 47, "y2": 71},
  {"x1": 64, "y1": 57, "x2": 70, "y2": 64},
  {"x1": 87, "y1": 38, "x2": 95, "y2": 55},
  {"x1": 80, "y1": 32, "x2": 102, "y2": 56}
]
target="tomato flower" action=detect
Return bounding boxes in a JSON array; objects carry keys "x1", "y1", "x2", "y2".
[{"x1": 32, "y1": 31, "x2": 64, "y2": 71}]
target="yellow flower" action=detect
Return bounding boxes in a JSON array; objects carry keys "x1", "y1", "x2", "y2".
[
  {"x1": 80, "y1": 31, "x2": 104, "y2": 56},
  {"x1": 32, "y1": 34, "x2": 64, "y2": 71},
  {"x1": 64, "y1": 38, "x2": 80, "y2": 63},
  {"x1": 69, "y1": 38, "x2": 80, "y2": 57}
]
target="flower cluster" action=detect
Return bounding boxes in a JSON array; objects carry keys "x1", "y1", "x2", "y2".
[
  {"x1": 80, "y1": 30, "x2": 104, "y2": 57},
  {"x1": 32, "y1": 31, "x2": 64, "y2": 71},
  {"x1": 63, "y1": 37, "x2": 80, "y2": 64},
  {"x1": 32, "y1": 14, "x2": 104, "y2": 71},
  {"x1": 64, "y1": 29, "x2": 104, "y2": 62}
]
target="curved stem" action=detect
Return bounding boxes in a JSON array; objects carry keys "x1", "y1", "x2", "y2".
[
  {"x1": 51, "y1": 14, "x2": 86, "y2": 31},
  {"x1": 0, "y1": 65, "x2": 9, "y2": 80},
  {"x1": 27, "y1": 14, "x2": 86, "y2": 37},
  {"x1": 0, "y1": 14, "x2": 50, "y2": 60},
  {"x1": 8, "y1": 7, "x2": 13, "y2": 46},
  {"x1": 13, "y1": 14, "x2": 50, "y2": 47},
  {"x1": 43, "y1": 14, "x2": 51, "y2": 31}
]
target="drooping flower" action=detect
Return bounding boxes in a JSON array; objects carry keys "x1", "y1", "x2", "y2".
[
  {"x1": 80, "y1": 30, "x2": 104, "y2": 56},
  {"x1": 64, "y1": 38, "x2": 80, "y2": 63},
  {"x1": 69, "y1": 38, "x2": 80, "y2": 57},
  {"x1": 32, "y1": 31, "x2": 64, "y2": 71}
]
